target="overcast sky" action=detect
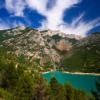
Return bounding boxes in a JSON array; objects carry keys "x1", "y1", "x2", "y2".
[{"x1": 0, "y1": 0, "x2": 100, "y2": 36}]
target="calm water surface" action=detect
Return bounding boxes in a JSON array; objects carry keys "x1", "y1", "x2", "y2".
[{"x1": 43, "y1": 71, "x2": 100, "y2": 92}]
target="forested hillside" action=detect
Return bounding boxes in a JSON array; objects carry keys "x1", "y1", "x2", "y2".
[
  {"x1": 0, "y1": 47, "x2": 95, "y2": 100},
  {"x1": 61, "y1": 33, "x2": 100, "y2": 73}
]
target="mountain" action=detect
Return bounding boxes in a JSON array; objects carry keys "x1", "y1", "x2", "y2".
[
  {"x1": 0, "y1": 27, "x2": 78, "y2": 66},
  {"x1": 0, "y1": 27, "x2": 100, "y2": 73},
  {"x1": 61, "y1": 33, "x2": 100, "y2": 73}
]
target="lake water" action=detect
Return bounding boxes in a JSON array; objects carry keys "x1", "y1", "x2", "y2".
[{"x1": 43, "y1": 71, "x2": 100, "y2": 92}]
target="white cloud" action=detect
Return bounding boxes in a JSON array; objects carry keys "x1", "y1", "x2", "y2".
[
  {"x1": 45, "y1": 0, "x2": 81, "y2": 29},
  {"x1": 4, "y1": 0, "x2": 100, "y2": 36},
  {"x1": 5, "y1": 0, "x2": 80, "y2": 25},
  {"x1": 25, "y1": 0, "x2": 48, "y2": 15},
  {"x1": 59, "y1": 14, "x2": 100, "y2": 37},
  {"x1": 5, "y1": 0, "x2": 26, "y2": 16},
  {"x1": 25, "y1": 0, "x2": 81, "y2": 30}
]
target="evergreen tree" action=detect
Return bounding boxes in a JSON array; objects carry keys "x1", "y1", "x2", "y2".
[
  {"x1": 50, "y1": 77, "x2": 66, "y2": 100},
  {"x1": 0, "y1": 62, "x2": 18, "y2": 91},
  {"x1": 13, "y1": 73, "x2": 34, "y2": 100},
  {"x1": 65, "y1": 84, "x2": 75, "y2": 100},
  {"x1": 33, "y1": 73, "x2": 50, "y2": 100}
]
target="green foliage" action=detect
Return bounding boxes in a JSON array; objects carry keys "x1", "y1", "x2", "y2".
[
  {"x1": 50, "y1": 77, "x2": 66, "y2": 100},
  {"x1": 92, "y1": 81, "x2": 100, "y2": 100},
  {"x1": 0, "y1": 62, "x2": 18, "y2": 91},
  {"x1": 17, "y1": 54, "x2": 27, "y2": 64},
  {"x1": 0, "y1": 88, "x2": 13, "y2": 100},
  {"x1": 65, "y1": 84, "x2": 91, "y2": 100},
  {"x1": 51, "y1": 34, "x2": 62, "y2": 42},
  {"x1": 32, "y1": 74, "x2": 50, "y2": 100},
  {"x1": 49, "y1": 77, "x2": 93, "y2": 100},
  {"x1": 65, "y1": 84, "x2": 75, "y2": 100},
  {"x1": 0, "y1": 30, "x2": 14, "y2": 44},
  {"x1": 14, "y1": 73, "x2": 34, "y2": 100},
  {"x1": 62, "y1": 41, "x2": 100, "y2": 73},
  {"x1": 0, "y1": 47, "x2": 95, "y2": 100}
]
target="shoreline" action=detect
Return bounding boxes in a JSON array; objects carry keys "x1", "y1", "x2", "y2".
[
  {"x1": 63, "y1": 71, "x2": 100, "y2": 76},
  {"x1": 42, "y1": 70, "x2": 100, "y2": 76}
]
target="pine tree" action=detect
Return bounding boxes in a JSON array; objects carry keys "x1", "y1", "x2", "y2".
[{"x1": 50, "y1": 77, "x2": 66, "y2": 100}]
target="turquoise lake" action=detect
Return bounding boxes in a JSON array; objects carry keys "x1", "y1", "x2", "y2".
[{"x1": 43, "y1": 71, "x2": 100, "y2": 92}]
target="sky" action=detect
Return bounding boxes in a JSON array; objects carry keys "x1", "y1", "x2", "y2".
[{"x1": 0, "y1": 0, "x2": 100, "y2": 37}]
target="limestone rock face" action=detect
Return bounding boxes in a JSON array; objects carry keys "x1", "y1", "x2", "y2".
[
  {"x1": 55, "y1": 39, "x2": 72, "y2": 52},
  {"x1": 0, "y1": 27, "x2": 80, "y2": 66}
]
